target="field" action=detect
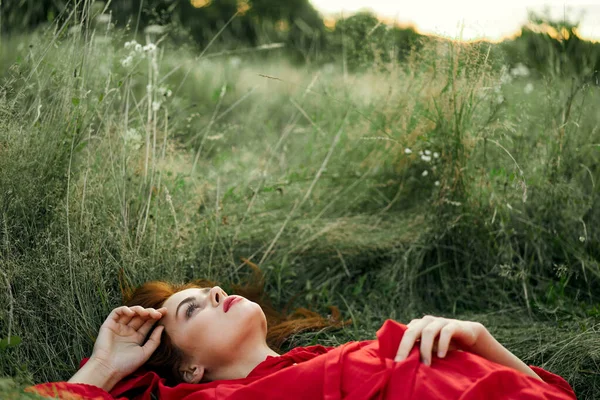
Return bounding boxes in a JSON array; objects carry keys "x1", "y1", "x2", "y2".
[{"x1": 0, "y1": 16, "x2": 599, "y2": 398}]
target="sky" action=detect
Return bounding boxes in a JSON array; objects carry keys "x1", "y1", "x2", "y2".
[{"x1": 309, "y1": 0, "x2": 600, "y2": 42}]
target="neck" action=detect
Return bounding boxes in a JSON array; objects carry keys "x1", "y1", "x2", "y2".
[{"x1": 208, "y1": 342, "x2": 280, "y2": 381}]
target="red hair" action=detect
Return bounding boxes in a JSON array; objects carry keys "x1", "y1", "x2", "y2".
[{"x1": 120, "y1": 260, "x2": 351, "y2": 385}]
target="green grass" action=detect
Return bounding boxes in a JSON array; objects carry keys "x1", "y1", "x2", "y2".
[{"x1": 0, "y1": 15, "x2": 599, "y2": 399}]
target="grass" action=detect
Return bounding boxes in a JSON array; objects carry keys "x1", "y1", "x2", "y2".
[{"x1": 0, "y1": 10, "x2": 599, "y2": 399}]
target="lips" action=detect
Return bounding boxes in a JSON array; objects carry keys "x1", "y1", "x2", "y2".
[{"x1": 223, "y1": 296, "x2": 241, "y2": 313}]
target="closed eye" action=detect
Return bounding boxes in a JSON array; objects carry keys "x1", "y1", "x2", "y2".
[{"x1": 186, "y1": 302, "x2": 200, "y2": 318}]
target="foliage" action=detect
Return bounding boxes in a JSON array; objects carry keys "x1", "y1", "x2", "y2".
[
  {"x1": 329, "y1": 12, "x2": 422, "y2": 71},
  {"x1": 500, "y1": 11, "x2": 600, "y2": 83}
]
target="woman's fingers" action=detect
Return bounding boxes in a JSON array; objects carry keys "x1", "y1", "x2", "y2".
[
  {"x1": 142, "y1": 325, "x2": 164, "y2": 358},
  {"x1": 436, "y1": 322, "x2": 458, "y2": 358},
  {"x1": 110, "y1": 306, "x2": 135, "y2": 323},
  {"x1": 110, "y1": 306, "x2": 164, "y2": 327},
  {"x1": 138, "y1": 317, "x2": 163, "y2": 339},
  {"x1": 394, "y1": 317, "x2": 431, "y2": 362},
  {"x1": 394, "y1": 316, "x2": 475, "y2": 366},
  {"x1": 127, "y1": 307, "x2": 161, "y2": 330},
  {"x1": 419, "y1": 319, "x2": 447, "y2": 365}
]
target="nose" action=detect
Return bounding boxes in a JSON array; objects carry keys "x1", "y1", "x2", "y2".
[{"x1": 210, "y1": 286, "x2": 227, "y2": 307}]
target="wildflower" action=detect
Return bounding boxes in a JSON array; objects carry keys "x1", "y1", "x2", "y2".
[
  {"x1": 143, "y1": 43, "x2": 157, "y2": 53},
  {"x1": 499, "y1": 66, "x2": 513, "y2": 85},
  {"x1": 421, "y1": 155, "x2": 431, "y2": 162},
  {"x1": 419, "y1": 150, "x2": 424, "y2": 156},
  {"x1": 124, "y1": 40, "x2": 138, "y2": 49},
  {"x1": 229, "y1": 56, "x2": 241, "y2": 68},
  {"x1": 135, "y1": 43, "x2": 143, "y2": 53},
  {"x1": 69, "y1": 25, "x2": 82, "y2": 35},
  {"x1": 511, "y1": 63, "x2": 530, "y2": 77},
  {"x1": 404, "y1": 148, "x2": 412, "y2": 154},
  {"x1": 158, "y1": 86, "x2": 172, "y2": 97},
  {"x1": 425, "y1": 150, "x2": 431, "y2": 155},
  {"x1": 524, "y1": 83, "x2": 534, "y2": 94},
  {"x1": 152, "y1": 101, "x2": 161, "y2": 111},
  {"x1": 422, "y1": 170, "x2": 428, "y2": 177},
  {"x1": 144, "y1": 25, "x2": 166, "y2": 35},
  {"x1": 323, "y1": 63, "x2": 335, "y2": 74},
  {"x1": 434, "y1": 180, "x2": 440, "y2": 186},
  {"x1": 96, "y1": 14, "x2": 111, "y2": 24},
  {"x1": 579, "y1": 236, "x2": 586, "y2": 243},
  {"x1": 121, "y1": 55, "x2": 133, "y2": 68},
  {"x1": 433, "y1": 152, "x2": 439, "y2": 158},
  {"x1": 123, "y1": 128, "x2": 142, "y2": 150}
]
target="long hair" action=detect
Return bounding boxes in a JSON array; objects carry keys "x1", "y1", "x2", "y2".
[{"x1": 120, "y1": 259, "x2": 351, "y2": 385}]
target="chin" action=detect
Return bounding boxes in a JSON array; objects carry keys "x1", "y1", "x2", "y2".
[{"x1": 238, "y1": 301, "x2": 268, "y2": 333}]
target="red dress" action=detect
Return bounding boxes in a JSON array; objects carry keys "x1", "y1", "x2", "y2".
[{"x1": 27, "y1": 320, "x2": 576, "y2": 399}]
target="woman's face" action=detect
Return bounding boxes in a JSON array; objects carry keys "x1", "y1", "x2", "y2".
[{"x1": 161, "y1": 286, "x2": 267, "y2": 379}]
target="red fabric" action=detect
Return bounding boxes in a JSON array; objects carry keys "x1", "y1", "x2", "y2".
[{"x1": 27, "y1": 320, "x2": 576, "y2": 400}]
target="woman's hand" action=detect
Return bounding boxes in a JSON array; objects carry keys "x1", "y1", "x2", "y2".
[
  {"x1": 394, "y1": 315, "x2": 485, "y2": 366},
  {"x1": 89, "y1": 306, "x2": 167, "y2": 382}
]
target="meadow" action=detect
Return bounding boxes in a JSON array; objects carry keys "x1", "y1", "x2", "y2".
[{"x1": 0, "y1": 13, "x2": 599, "y2": 399}]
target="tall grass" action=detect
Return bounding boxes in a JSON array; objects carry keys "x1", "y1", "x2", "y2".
[{"x1": 0, "y1": 7, "x2": 599, "y2": 398}]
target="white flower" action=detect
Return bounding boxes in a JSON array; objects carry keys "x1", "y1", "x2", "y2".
[
  {"x1": 96, "y1": 14, "x2": 111, "y2": 24},
  {"x1": 404, "y1": 148, "x2": 412, "y2": 154},
  {"x1": 323, "y1": 63, "x2": 335, "y2": 74},
  {"x1": 152, "y1": 101, "x2": 161, "y2": 111},
  {"x1": 421, "y1": 155, "x2": 432, "y2": 162},
  {"x1": 121, "y1": 55, "x2": 133, "y2": 68},
  {"x1": 500, "y1": 70, "x2": 512, "y2": 85},
  {"x1": 143, "y1": 43, "x2": 157, "y2": 53},
  {"x1": 69, "y1": 25, "x2": 82, "y2": 35},
  {"x1": 496, "y1": 95, "x2": 504, "y2": 104},
  {"x1": 422, "y1": 170, "x2": 428, "y2": 177},
  {"x1": 124, "y1": 40, "x2": 138, "y2": 49},
  {"x1": 144, "y1": 25, "x2": 166, "y2": 35},
  {"x1": 425, "y1": 150, "x2": 431, "y2": 155},
  {"x1": 158, "y1": 86, "x2": 172, "y2": 97},
  {"x1": 524, "y1": 83, "x2": 534, "y2": 94},
  {"x1": 207, "y1": 134, "x2": 224, "y2": 141},
  {"x1": 419, "y1": 150, "x2": 424, "y2": 156},
  {"x1": 134, "y1": 43, "x2": 143, "y2": 53},
  {"x1": 579, "y1": 236, "x2": 586, "y2": 243},
  {"x1": 123, "y1": 128, "x2": 142, "y2": 149},
  {"x1": 511, "y1": 63, "x2": 530, "y2": 77},
  {"x1": 433, "y1": 152, "x2": 439, "y2": 158},
  {"x1": 434, "y1": 180, "x2": 440, "y2": 186}
]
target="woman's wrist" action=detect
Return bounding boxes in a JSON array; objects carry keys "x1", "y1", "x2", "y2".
[{"x1": 67, "y1": 357, "x2": 122, "y2": 392}]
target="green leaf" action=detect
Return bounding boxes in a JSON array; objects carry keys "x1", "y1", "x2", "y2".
[
  {"x1": 98, "y1": 93, "x2": 104, "y2": 103},
  {"x1": 71, "y1": 97, "x2": 80, "y2": 106},
  {"x1": 0, "y1": 336, "x2": 22, "y2": 350}
]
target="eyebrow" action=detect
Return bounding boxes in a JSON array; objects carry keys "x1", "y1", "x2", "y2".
[{"x1": 176, "y1": 288, "x2": 211, "y2": 319}]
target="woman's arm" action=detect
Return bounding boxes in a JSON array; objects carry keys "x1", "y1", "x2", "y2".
[
  {"x1": 67, "y1": 357, "x2": 122, "y2": 392},
  {"x1": 468, "y1": 326, "x2": 542, "y2": 381},
  {"x1": 394, "y1": 315, "x2": 543, "y2": 381}
]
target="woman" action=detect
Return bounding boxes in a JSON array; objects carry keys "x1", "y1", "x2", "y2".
[{"x1": 28, "y1": 272, "x2": 576, "y2": 400}]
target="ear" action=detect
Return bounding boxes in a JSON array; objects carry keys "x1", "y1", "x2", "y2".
[{"x1": 182, "y1": 365, "x2": 205, "y2": 384}]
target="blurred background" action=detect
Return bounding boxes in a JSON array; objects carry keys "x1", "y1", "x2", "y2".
[
  {"x1": 1, "y1": 0, "x2": 599, "y2": 74},
  {"x1": 0, "y1": 1, "x2": 599, "y2": 398}
]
